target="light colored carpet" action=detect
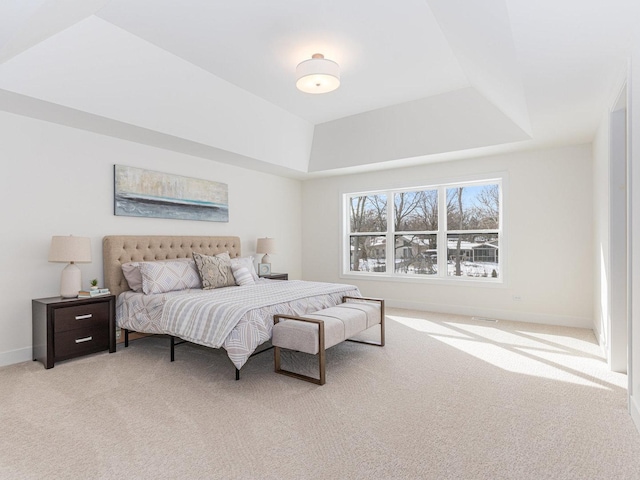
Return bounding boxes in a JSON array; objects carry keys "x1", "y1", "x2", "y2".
[{"x1": 1, "y1": 308, "x2": 639, "y2": 480}]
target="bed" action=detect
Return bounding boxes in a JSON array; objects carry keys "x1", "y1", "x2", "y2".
[{"x1": 102, "y1": 235, "x2": 361, "y2": 377}]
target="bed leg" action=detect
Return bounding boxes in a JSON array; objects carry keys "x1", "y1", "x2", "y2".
[
  {"x1": 170, "y1": 336, "x2": 175, "y2": 362},
  {"x1": 235, "y1": 368, "x2": 240, "y2": 381},
  {"x1": 124, "y1": 329, "x2": 129, "y2": 347}
]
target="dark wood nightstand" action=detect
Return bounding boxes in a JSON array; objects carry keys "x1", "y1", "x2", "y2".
[
  {"x1": 32, "y1": 295, "x2": 116, "y2": 369},
  {"x1": 261, "y1": 273, "x2": 288, "y2": 281}
]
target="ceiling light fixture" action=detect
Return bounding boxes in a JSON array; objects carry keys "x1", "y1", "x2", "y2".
[{"x1": 296, "y1": 53, "x2": 340, "y2": 94}]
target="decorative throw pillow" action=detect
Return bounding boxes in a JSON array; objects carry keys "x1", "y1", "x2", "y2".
[
  {"x1": 122, "y1": 258, "x2": 193, "y2": 292},
  {"x1": 231, "y1": 265, "x2": 255, "y2": 286},
  {"x1": 122, "y1": 262, "x2": 144, "y2": 292},
  {"x1": 139, "y1": 260, "x2": 201, "y2": 294},
  {"x1": 193, "y1": 252, "x2": 236, "y2": 289},
  {"x1": 230, "y1": 255, "x2": 259, "y2": 282}
]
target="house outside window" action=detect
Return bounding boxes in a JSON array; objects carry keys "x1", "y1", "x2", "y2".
[{"x1": 344, "y1": 177, "x2": 503, "y2": 283}]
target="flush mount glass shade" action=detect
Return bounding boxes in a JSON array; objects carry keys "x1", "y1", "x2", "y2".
[
  {"x1": 256, "y1": 237, "x2": 276, "y2": 264},
  {"x1": 49, "y1": 236, "x2": 92, "y2": 298},
  {"x1": 296, "y1": 54, "x2": 340, "y2": 94}
]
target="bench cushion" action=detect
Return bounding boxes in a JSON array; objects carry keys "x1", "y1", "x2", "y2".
[
  {"x1": 335, "y1": 302, "x2": 381, "y2": 328},
  {"x1": 307, "y1": 305, "x2": 368, "y2": 339},
  {"x1": 272, "y1": 304, "x2": 370, "y2": 355},
  {"x1": 273, "y1": 316, "x2": 343, "y2": 355}
]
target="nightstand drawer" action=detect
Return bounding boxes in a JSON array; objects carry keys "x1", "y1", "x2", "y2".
[
  {"x1": 54, "y1": 302, "x2": 110, "y2": 333},
  {"x1": 55, "y1": 327, "x2": 110, "y2": 360}
]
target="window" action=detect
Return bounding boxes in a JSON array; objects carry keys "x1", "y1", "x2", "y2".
[
  {"x1": 349, "y1": 193, "x2": 387, "y2": 272},
  {"x1": 344, "y1": 178, "x2": 502, "y2": 282}
]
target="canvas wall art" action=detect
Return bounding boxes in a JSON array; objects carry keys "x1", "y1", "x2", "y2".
[{"x1": 114, "y1": 165, "x2": 229, "y2": 222}]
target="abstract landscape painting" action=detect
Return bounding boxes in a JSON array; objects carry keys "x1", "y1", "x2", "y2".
[{"x1": 114, "y1": 165, "x2": 229, "y2": 222}]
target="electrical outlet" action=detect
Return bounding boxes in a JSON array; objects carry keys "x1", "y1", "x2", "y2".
[{"x1": 512, "y1": 295, "x2": 522, "y2": 302}]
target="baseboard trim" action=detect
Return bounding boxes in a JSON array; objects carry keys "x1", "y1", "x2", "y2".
[
  {"x1": 0, "y1": 346, "x2": 33, "y2": 368},
  {"x1": 385, "y1": 299, "x2": 592, "y2": 329}
]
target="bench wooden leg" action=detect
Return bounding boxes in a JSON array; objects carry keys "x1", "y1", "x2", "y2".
[
  {"x1": 273, "y1": 299, "x2": 384, "y2": 385},
  {"x1": 273, "y1": 315, "x2": 326, "y2": 385}
]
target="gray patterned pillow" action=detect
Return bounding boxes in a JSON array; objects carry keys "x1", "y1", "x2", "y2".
[
  {"x1": 192, "y1": 252, "x2": 236, "y2": 289},
  {"x1": 139, "y1": 260, "x2": 201, "y2": 294},
  {"x1": 122, "y1": 258, "x2": 193, "y2": 292}
]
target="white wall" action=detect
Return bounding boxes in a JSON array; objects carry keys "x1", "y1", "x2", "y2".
[
  {"x1": 0, "y1": 111, "x2": 302, "y2": 366},
  {"x1": 592, "y1": 91, "x2": 628, "y2": 374},
  {"x1": 309, "y1": 87, "x2": 529, "y2": 172},
  {"x1": 629, "y1": 28, "x2": 640, "y2": 431},
  {"x1": 302, "y1": 144, "x2": 594, "y2": 327},
  {"x1": 593, "y1": 111, "x2": 610, "y2": 350}
]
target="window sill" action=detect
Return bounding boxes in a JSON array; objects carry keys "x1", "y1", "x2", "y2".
[{"x1": 339, "y1": 271, "x2": 507, "y2": 288}]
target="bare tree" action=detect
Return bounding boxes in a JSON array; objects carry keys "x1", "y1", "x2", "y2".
[
  {"x1": 413, "y1": 190, "x2": 438, "y2": 231},
  {"x1": 349, "y1": 195, "x2": 387, "y2": 271},
  {"x1": 369, "y1": 195, "x2": 387, "y2": 231},
  {"x1": 350, "y1": 196, "x2": 366, "y2": 231},
  {"x1": 394, "y1": 191, "x2": 423, "y2": 231},
  {"x1": 446, "y1": 187, "x2": 470, "y2": 229},
  {"x1": 473, "y1": 184, "x2": 499, "y2": 229}
]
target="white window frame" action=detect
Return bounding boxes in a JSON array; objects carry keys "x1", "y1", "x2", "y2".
[{"x1": 341, "y1": 173, "x2": 506, "y2": 286}]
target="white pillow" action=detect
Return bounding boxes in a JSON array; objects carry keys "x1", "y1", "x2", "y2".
[
  {"x1": 231, "y1": 265, "x2": 255, "y2": 286},
  {"x1": 139, "y1": 260, "x2": 201, "y2": 294},
  {"x1": 230, "y1": 256, "x2": 259, "y2": 282}
]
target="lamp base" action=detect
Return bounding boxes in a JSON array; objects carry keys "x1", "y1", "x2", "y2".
[
  {"x1": 261, "y1": 253, "x2": 271, "y2": 264},
  {"x1": 60, "y1": 263, "x2": 81, "y2": 298}
]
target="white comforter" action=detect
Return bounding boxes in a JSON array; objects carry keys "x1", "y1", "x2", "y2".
[{"x1": 116, "y1": 279, "x2": 360, "y2": 368}]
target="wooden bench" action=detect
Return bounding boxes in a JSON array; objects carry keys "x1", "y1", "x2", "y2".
[{"x1": 272, "y1": 296, "x2": 385, "y2": 385}]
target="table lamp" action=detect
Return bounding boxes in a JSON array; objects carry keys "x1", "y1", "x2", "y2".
[
  {"x1": 256, "y1": 237, "x2": 276, "y2": 265},
  {"x1": 48, "y1": 235, "x2": 92, "y2": 298}
]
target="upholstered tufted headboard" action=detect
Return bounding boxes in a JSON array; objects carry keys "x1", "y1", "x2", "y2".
[{"x1": 103, "y1": 235, "x2": 241, "y2": 297}]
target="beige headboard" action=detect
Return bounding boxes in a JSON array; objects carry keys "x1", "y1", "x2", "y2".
[{"x1": 103, "y1": 235, "x2": 241, "y2": 297}]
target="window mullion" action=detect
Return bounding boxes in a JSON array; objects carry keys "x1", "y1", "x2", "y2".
[
  {"x1": 438, "y1": 186, "x2": 446, "y2": 278},
  {"x1": 387, "y1": 191, "x2": 394, "y2": 274}
]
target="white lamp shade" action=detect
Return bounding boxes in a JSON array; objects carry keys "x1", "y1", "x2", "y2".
[
  {"x1": 48, "y1": 236, "x2": 92, "y2": 263},
  {"x1": 296, "y1": 54, "x2": 340, "y2": 94},
  {"x1": 256, "y1": 237, "x2": 276, "y2": 255}
]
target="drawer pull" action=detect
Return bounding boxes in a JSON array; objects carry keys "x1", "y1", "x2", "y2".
[
  {"x1": 75, "y1": 336, "x2": 93, "y2": 344},
  {"x1": 75, "y1": 314, "x2": 93, "y2": 320}
]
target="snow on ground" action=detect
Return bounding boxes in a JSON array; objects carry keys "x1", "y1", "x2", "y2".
[{"x1": 356, "y1": 259, "x2": 500, "y2": 278}]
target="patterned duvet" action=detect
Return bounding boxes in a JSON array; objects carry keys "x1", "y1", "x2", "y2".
[{"x1": 116, "y1": 279, "x2": 361, "y2": 369}]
